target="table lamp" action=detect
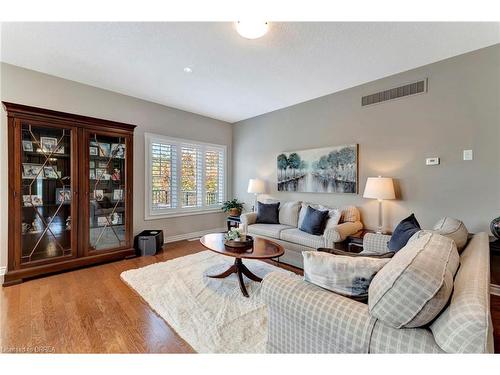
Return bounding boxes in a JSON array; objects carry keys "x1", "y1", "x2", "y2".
[
  {"x1": 247, "y1": 178, "x2": 265, "y2": 212},
  {"x1": 363, "y1": 176, "x2": 396, "y2": 234}
]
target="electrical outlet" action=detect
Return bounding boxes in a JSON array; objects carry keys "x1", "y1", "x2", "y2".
[
  {"x1": 463, "y1": 150, "x2": 473, "y2": 161},
  {"x1": 426, "y1": 157, "x2": 440, "y2": 166}
]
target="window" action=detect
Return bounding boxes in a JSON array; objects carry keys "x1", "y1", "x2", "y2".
[{"x1": 145, "y1": 133, "x2": 226, "y2": 219}]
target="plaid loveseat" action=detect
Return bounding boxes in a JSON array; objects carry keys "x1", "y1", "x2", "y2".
[{"x1": 262, "y1": 232, "x2": 494, "y2": 353}]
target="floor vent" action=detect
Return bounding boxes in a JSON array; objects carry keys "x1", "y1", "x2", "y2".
[{"x1": 362, "y1": 79, "x2": 427, "y2": 107}]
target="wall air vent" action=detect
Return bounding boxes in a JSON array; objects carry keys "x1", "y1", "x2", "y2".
[{"x1": 361, "y1": 79, "x2": 427, "y2": 107}]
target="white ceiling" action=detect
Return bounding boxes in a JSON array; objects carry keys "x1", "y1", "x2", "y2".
[{"x1": 1, "y1": 22, "x2": 499, "y2": 123}]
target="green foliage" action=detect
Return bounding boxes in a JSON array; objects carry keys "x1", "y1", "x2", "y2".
[
  {"x1": 277, "y1": 154, "x2": 288, "y2": 170},
  {"x1": 221, "y1": 198, "x2": 244, "y2": 212},
  {"x1": 287, "y1": 153, "x2": 301, "y2": 169}
]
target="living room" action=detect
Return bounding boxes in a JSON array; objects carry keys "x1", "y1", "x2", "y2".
[{"x1": 1, "y1": 0, "x2": 500, "y2": 372}]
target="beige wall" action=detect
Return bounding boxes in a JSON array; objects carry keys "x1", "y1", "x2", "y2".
[
  {"x1": 233, "y1": 45, "x2": 500, "y2": 234},
  {"x1": 0, "y1": 63, "x2": 232, "y2": 269}
]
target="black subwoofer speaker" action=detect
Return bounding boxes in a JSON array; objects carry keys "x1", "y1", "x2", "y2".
[{"x1": 134, "y1": 230, "x2": 164, "y2": 256}]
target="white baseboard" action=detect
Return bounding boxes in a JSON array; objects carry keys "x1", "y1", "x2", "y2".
[
  {"x1": 0, "y1": 266, "x2": 6, "y2": 284},
  {"x1": 164, "y1": 227, "x2": 225, "y2": 244},
  {"x1": 491, "y1": 284, "x2": 500, "y2": 297}
]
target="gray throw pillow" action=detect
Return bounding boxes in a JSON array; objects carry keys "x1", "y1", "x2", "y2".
[
  {"x1": 299, "y1": 206, "x2": 329, "y2": 235},
  {"x1": 256, "y1": 201, "x2": 280, "y2": 224}
]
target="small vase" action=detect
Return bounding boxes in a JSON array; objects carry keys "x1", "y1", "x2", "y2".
[{"x1": 228, "y1": 208, "x2": 241, "y2": 217}]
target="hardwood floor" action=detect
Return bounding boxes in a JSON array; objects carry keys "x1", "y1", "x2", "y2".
[{"x1": 0, "y1": 240, "x2": 499, "y2": 353}]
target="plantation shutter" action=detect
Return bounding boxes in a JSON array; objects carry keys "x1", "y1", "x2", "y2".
[
  {"x1": 204, "y1": 148, "x2": 225, "y2": 206},
  {"x1": 146, "y1": 133, "x2": 226, "y2": 218},
  {"x1": 151, "y1": 141, "x2": 177, "y2": 209},
  {"x1": 180, "y1": 144, "x2": 203, "y2": 208}
]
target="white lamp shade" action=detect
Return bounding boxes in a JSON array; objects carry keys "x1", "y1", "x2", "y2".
[
  {"x1": 363, "y1": 177, "x2": 396, "y2": 200},
  {"x1": 247, "y1": 178, "x2": 265, "y2": 194}
]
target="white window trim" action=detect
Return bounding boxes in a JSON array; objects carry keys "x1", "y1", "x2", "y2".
[{"x1": 144, "y1": 132, "x2": 227, "y2": 220}]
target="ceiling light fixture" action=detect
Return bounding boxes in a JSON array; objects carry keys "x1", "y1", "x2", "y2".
[
  {"x1": 183, "y1": 67, "x2": 193, "y2": 73},
  {"x1": 235, "y1": 21, "x2": 269, "y2": 39}
]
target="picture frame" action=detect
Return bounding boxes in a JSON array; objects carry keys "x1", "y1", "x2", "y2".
[
  {"x1": 44, "y1": 166, "x2": 59, "y2": 179},
  {"x1": 112, "y1": 189, "x2": 123, "y2": 201},
  {"x1": 22, "y1": 195, "x2": 43, "y2": 207},
  {"x1": 89, "y1": 146, "x2": 98, "y2": 156},
  {"x1": 89, "y1": 169, "x2": 96, "y2": 180},
  {"x1": 22, "y1": 140, "x2": 33, "y2": 152},
  {"x1": 22, "y1": 163, "x2": 44, "y2": 179},
  {"x1": 111, "y1": 143, "x2": 126, "y2": 159},
  {"x1": 55, "y1": 188, "x2": 72, "y2": 204},
  {"x1": 99, "y1": 143, "x2": 111, "y2": 157},
  {"x1": 111, "y1": 168, "x2": 121, "y2": 181},
  {"x1": 94, "y1": 189, "x2": 104, "y2": 201},
  {"x1": 277, "y1": 144, "x2": 358, "y2": 194},
  {"x1": 97, "y1": 216, "x2": 109, "y2": 227},
  {"x1": 95, "y1": 168, "x2": 107, "y2": 180},
  {"x1": 40, "y1": 137, "x2": 58, "y2": 153},
  {"x1": 55, "y1": 145, "x2": 65, "y2": 154},
  {"x1": 98, "y1": 161, "x2": 108, "y2": 168},
  {"x1": 110, "y1": 212, "x2": 123, "y2": 225}
]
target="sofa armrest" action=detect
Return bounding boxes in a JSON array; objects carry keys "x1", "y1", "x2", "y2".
[
  {"x1": 323, "y1": 221, "x2": 363, "y2": 247},
  {"x1": 362, "y1": 233, "x2": 392, "y2": 254},
  {"x1": 262, "y1": 272, "x2": 375, "y2": 353},
  {"x1": 239, "y1": 212, "x2": 257, "y2": 233}
]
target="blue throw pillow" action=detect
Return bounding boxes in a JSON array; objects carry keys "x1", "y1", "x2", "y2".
[
  {"x1": 256, "y1": 202, "x2": 280, "y2": 224},
  {"x1": 299, "y1": 206, "x2": 329, "y2": 235},
  {"x1": 387, "y1": 213, "x2": 421, "y2": 252}
]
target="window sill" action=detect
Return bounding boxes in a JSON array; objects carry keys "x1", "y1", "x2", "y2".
[{"x1": 144, "y1": 208, "x2": 224, "y2": 221}]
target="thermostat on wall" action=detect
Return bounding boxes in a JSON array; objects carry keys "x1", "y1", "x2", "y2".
[{"x1": 426, "y1": 157, "x2": 440, "y2": 166}]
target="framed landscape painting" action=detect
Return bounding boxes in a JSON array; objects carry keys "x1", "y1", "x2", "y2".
[{"x1": 277, "y1": 144, "x2": 358, "y2": 194}]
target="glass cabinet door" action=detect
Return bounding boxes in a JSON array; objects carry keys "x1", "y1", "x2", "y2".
[
  {"x1": 20, "y1": 122, "x2": 75, "y2": 264},
  {"x1": 88, "y1": 132, "x2": 127, "y2": 251}
]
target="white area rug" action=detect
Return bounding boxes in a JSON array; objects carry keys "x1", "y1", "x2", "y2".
[{"x1": 120, "y1": 250, "x2": 297, "y2": 353}]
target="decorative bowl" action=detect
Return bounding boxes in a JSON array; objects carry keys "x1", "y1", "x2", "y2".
[{"x1": 224, "y1": 235, "x2": 254, "y2": 251}]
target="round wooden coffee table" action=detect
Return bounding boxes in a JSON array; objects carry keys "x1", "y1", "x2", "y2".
[{"x1": 200, "y1": 233, "x2": 285, "y2": 297}]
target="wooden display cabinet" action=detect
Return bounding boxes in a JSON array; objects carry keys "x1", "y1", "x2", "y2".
[{"x1": 3, "y1": 102, "x2": 136, "y2": 285}]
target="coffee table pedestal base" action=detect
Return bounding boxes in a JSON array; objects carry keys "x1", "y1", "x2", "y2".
[{"x1": 207, "y1": 258, "x2": 262, "y2": 298}]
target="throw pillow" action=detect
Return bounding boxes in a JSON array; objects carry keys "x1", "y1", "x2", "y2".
[
  {"x1": 278, "y1": 201, "x2": 302, "y2": 226},
  {"x1": 256, "y1": 201, "x2": 280, "y2": 224},
  {"x1": 298, "y1": 203, "x2": 341, "y2": 229},
  {"x1": 341, "y1": 205, "x2": 360, "y2": 223},
  {"x1": 387, "y1": 213, "x2": 421, "y2": 252},
  {"x1": 433, "y1": 217, "x2": 469, "y2": 253},
  {"x1": 368, "y1": 232, "x2": 460, "y2": 328},
  {"x1": 299, "y1": 206, "x2": 329, "y2": 235},
  {"x1": 303, "y1": 251, "x2": 391, "y2": 299}
]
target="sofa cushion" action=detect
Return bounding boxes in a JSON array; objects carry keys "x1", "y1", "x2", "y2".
[
  {"x1": 368, "y1": 232, "x2": 460, "y2": 328},
  {"x1": 280, "y1": 228, "x2": 325, "y2": 249},
  {"x1": 247, "y1": 224, "x2": 294, "y2": 239},
  {"x1": 433, "y1": 217, "x2": 469, "y2": 253},
  {"x1": 303, "y1": 251, "x2": 391, "y2": 299},
  {"x1": 299, "y1": 206, "x2": 329, "y2": 235},
  {"x1": 256, "y1": 201, "x2": 280, "y2": 224},
  {"x1": 387, "y1": 213, "x2": 421, "y2": 252}
]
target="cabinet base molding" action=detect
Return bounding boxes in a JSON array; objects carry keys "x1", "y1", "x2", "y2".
[{"x1": 3, "y1": 248, "x2": 136, "y2": 286}]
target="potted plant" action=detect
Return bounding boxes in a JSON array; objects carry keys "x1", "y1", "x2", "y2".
[{"x1": 221, "y1": 198, "x2": 244, "y2": 217}]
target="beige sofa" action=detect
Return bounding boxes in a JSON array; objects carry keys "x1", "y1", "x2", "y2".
[
  {"x1": 262, "y1": 231, "x2": 494, "y2": 353},
  {"x1": 240, "y1": 201, "x2": 363, "y2": 268}
]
